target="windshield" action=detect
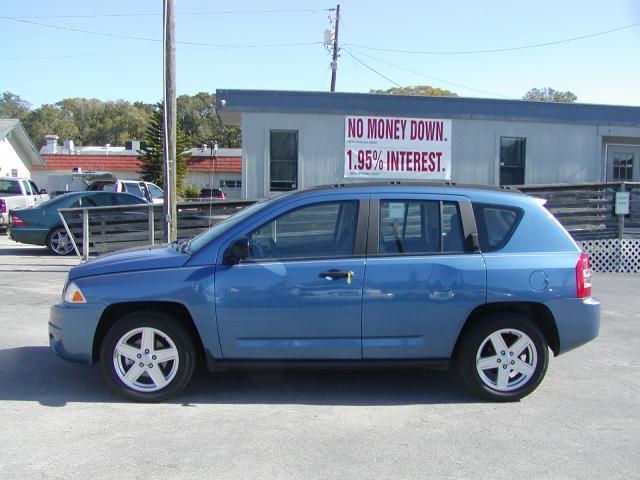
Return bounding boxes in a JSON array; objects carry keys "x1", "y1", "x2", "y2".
[{"x1": 188, "y1": 197, "x2": 281, "y2": 253}]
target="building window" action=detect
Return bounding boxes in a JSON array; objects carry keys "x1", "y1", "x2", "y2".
[
  {"x1": 612, "y1": 152, "x2": 634, "y2": 181},
  {"x1": 220, "y1": 179, "x2": 242, "y2": 189},
  {"x1": 270, "y1": 130, "x2": 298, "y2": 191},
  {"x1": 11, "y1": 169, "x2": 18, "y2": 178},
  {"x1": 499, "y1": 137, "x2": 526, "y2": 185}
]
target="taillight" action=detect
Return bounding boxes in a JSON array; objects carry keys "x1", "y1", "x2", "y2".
[
  {"x1": 0, "y1": 199, "x2": 5, "y2": 214},
  {"x1": 10, "y1": 213, "x2": 28, "y2": 226},
  {"x1": 576, "y1": 252, "x2": 592, "y2": 298}
]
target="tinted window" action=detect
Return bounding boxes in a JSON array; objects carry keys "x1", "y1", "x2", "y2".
[
  {"x1": 84, "y1": 193, "x2": 115, "y2": 206},
  {"x1": 472, "y1": 203, "x2": 523, "y2": 252},
  {"x1": 379, "y1": 200, "x2": 464, "y2": 254},
  {"x1": 248, "y1": 201, "x2": 358, "y2": 260},
  {"x1": 115, "y1": 193, "x2": 148, "y2": 205},
  {"x1": 29, "y1": 181, "x2": 40, "y2": 194}
]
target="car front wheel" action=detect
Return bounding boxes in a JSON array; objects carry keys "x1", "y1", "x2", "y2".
[
  {"x1": 99, "y1": 312, "x2": 196, "y2": 402},
  {"x1": 458, "y1": 313, "x2": 549, "y2": 401}
]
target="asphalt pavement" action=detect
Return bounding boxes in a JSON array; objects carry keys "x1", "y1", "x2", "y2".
[{"x1": 0, "y1": 233, "x2": 638, "y2": 479}]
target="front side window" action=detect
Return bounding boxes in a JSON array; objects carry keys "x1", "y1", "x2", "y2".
[
  {"x1": 248, "y1": 201, "x2": 358, "y2": 260},
  {"x1": 499, "y1": 137, "x2": 526, "y2": 185},
  {"x1": 270, "y1": 131, "x2": 298, "y2": 191},
  {"x1": 379, "y1": 200, "x2": 465, "y2": 254},
  {"x1": 29, "y1": 180, "x2": 40, "y2": 194}
]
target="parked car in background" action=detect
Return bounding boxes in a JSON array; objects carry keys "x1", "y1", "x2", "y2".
[
  {"x1": 199, "y1": 187, "x2": 225, "y2": 199},
  {"x1": 10, "y1": 191, "x2": 148, "y2": 255},
  {"x1": 0, "y1": 177, "x2": 49, "y2": 230},
  {"x1": 49, "y1": 183, "x2": 600, "y2": 402},
  {"x1": 86, "y1": 177, "x2": 164, "y2": 204}
]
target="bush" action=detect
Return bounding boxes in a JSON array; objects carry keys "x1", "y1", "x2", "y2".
[{"x1": 183, "y1": 184, "x2": 200, "y2": 199}]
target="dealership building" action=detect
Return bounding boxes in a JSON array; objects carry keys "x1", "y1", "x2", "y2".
[{"x1": 215, "y1": 90, "x2": 640, "y2": 200}]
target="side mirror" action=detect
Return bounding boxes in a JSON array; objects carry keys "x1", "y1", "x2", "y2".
[
  {"x1": 466, "y1": 232, "x2": 480, "y2": 252},
  {"x1": 223, "y1": 237, "x2": 250, "y2": 265},
  {"x1": 40, "y1": 189, "x2": 47, "y2": 194}
]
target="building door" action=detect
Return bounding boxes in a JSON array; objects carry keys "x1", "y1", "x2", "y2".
[
  {"x1": 499, "y1": 137, "x2": 526, "y2": 185},
  {"x1": 608, "y1": 145, "x2": 640, "y2": 181}
]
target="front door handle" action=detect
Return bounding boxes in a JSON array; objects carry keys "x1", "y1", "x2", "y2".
[{"x1": 319, "y1": 269, "x2": 355, "y2": 284}]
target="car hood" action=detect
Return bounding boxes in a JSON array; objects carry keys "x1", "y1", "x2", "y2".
[{"x1": 68, "y1": 244, "x2": 190, "y2": 280}]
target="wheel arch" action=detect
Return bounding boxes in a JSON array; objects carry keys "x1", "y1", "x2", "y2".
[
  {"x1": 453, "y1": 302, "x2": 560, "y2": 357},
  {"x1": 92, "y1": 301, "x2": 206, "y2": 363}
]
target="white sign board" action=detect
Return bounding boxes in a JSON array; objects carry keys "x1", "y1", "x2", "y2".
[
  {"x1": 344, "y1": 115, "x2": 452, "y2": 180},
  {"x1": 615, "y1": 192, "x2": 630, "y2": 215}
]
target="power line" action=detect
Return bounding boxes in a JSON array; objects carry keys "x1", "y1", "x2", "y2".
[
  {"x1": 342, "y1": 49, "x2": 401, "y2": 87},
  {"x1": 9, "y1": 8, "x2": 332, "y2": 19},
  {"x1": 0, "y1": 16, "x2": 323, "y2": 48},
  {"x1": 350, "y1": 48, "x2": 513, "y2": 98},
  {"x1": 345, "y1": 22, "x2": 640, "y2": 55}
]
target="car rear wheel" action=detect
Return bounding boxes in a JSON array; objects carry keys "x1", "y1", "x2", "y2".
[
  {"x1": 458, "y1": 313, "x2": 549, "y2": 401},
  {"x1": 99, "y1": 312, "x2": 196, "y2": 402},
  {"x1": 46, "y1": 227, "x2": 75, "y2": 255}
]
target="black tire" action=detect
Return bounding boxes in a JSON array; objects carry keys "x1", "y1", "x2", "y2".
[
  {"x1": 99, "y1": 311, "x2": 196, "y2": 402},
  {"x1": 46, "y1": 226, "x2": 75, "y2": 256},
  {"x1": 457, "y1": 313, "x2": 549, "y2": 402}
]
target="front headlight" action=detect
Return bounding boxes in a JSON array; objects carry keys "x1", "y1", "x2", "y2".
[{"x1": 63, "y1": 281, "x2": 87, "y2": 304}]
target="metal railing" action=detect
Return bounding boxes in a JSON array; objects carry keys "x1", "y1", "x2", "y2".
[{"x1": 58, "y1": 200, "x2": 255, "y2": 260}]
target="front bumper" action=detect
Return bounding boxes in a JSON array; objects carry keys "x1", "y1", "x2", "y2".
[
  {"x1": 49, "y1": 302, "x2": 105, "y2": 365},
  {"x1": 547, "y1": 296, "x2": 601, "y2": 355}
]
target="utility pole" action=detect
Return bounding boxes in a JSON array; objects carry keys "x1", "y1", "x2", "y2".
[
  {"x1": 330, "y1": 4, "x2": 340, "y2": 92},
  {"x1": 162, "y1": 0, "x2": 177, "y2": 242}
]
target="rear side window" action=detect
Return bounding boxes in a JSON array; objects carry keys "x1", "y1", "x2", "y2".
[
  {"x1": 379, "y1": 200, "x2": 465, "y2": 254},
  {"x1": 472, "y1": 203, "x2": 523, "y2": 252}
]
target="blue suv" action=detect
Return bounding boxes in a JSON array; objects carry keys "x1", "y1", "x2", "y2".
[{"x1": 49, "y1": 183, "x2": 600, "y2": 402}]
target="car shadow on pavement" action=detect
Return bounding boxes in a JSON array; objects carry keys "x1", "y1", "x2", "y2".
[{"x1": 0, "y1": 346, "x2": 477, "y2": 406}]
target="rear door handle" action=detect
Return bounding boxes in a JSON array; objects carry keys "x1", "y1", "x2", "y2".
[{"x1": 319, "y1": 269, "x2": 355, "y2": 283}]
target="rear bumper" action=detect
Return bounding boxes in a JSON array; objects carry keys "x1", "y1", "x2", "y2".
[
  {"x1": 547, "y1": 296, "x2": 601, "y2": 355},
  {"x1": 49, "y1": 303, "x2": 105, "y2": 365},
  {"x1": 9, "y1": 227, "x2": 49, "y2": 245}
]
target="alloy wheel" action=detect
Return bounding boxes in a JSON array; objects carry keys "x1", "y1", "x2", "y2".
[
  {"x1": 112, "y1": 327, "x2": 180, "y2": 393},
  {"x1": 475, "y1": 328, "x2": 538, "y2": 392}
]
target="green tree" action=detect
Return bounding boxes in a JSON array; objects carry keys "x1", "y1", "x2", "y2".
[
  {"x1": 138, "y1": 103, "x2": 191, "y2": 195},
  {"x1": 370, "y1": 85, "x2": 458, "y2": 97},
  {"x1": 177, "y1": 92, "x2": 241, "y2": 148},
  {"x1": 23, "y1": 104, "x2": 80, "y2": 148},
  {"x1": 0, "y1": 92, "x2": 31, "y2": 120},
  {"x1": 522, "y1": 87, "x2": 577, "y2": 103}
]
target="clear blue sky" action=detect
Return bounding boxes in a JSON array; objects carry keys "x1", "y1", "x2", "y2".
[{"x1": 2, "y1": 0, "x2": 639, "y2": 107}]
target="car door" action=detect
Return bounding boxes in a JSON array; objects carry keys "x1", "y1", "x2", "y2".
[
  {"x1": 215, "y1": 194, "x2": 369, "y2": 360},
  {"x1": 362, "y1": 194, "x2": 486, "y2": 359}
]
